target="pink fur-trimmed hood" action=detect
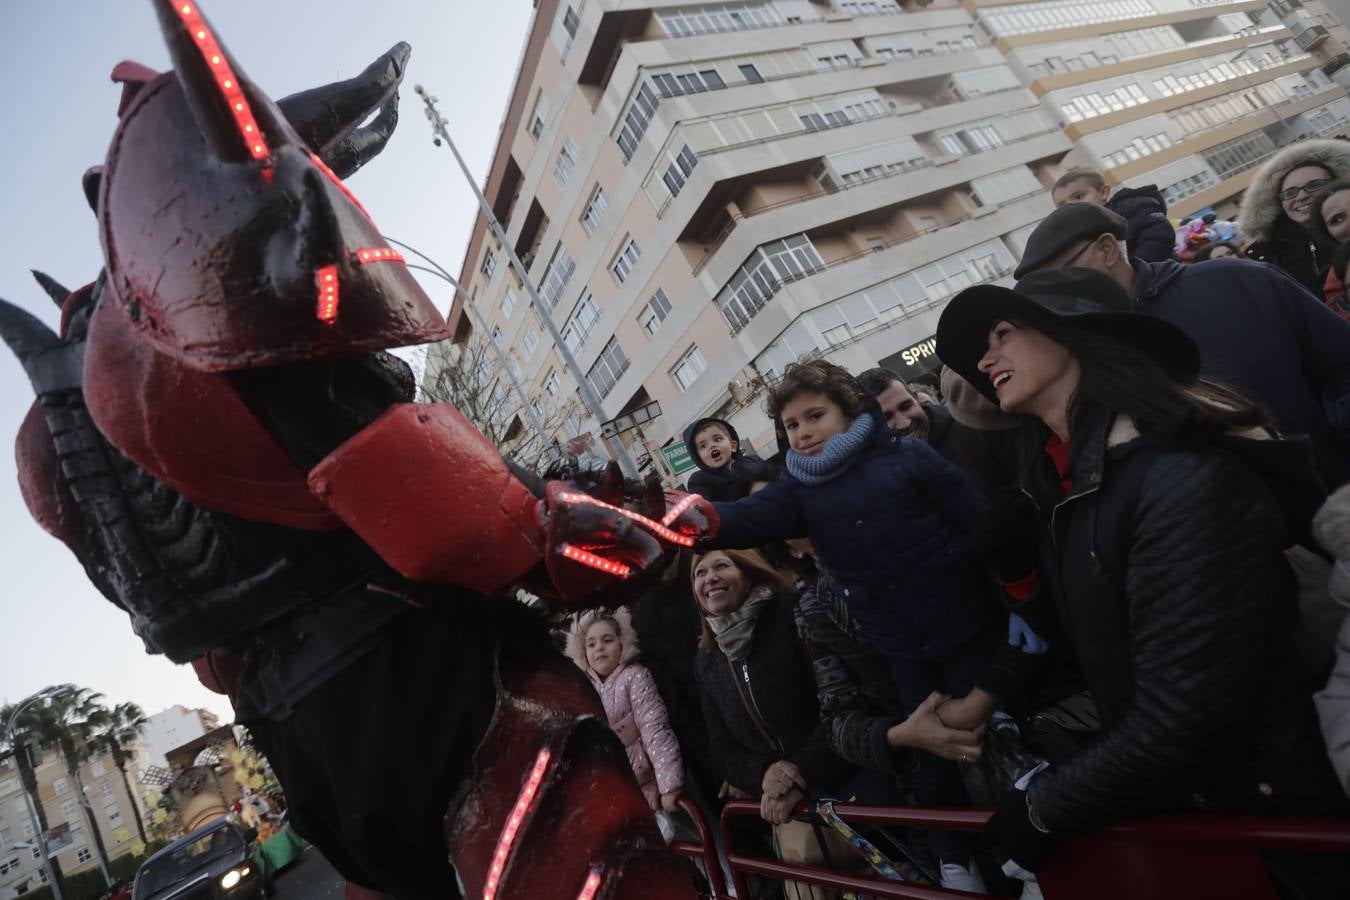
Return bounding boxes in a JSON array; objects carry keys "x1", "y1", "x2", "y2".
[{"x1": 564, "y1": 606, "x2": 641, "y2": 677}]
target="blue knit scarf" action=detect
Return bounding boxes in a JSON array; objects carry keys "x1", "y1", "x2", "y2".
[{"x1": 785, "y1": 414, "x2": 875, "y2": 485}]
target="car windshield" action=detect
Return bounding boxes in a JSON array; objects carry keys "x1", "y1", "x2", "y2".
[{"x1": 137, "y1": 827, "x2": 243, "y2": 896}]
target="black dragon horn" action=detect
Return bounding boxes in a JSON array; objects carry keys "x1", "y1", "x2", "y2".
[
  {"x1": 0, "y1": 298, "x2": 81, "y2": 397},
  {"x1": 149, "y1": 0, "x2": 291, "y2": 162},
  {"x1": 31, "y1": 271, "x2": 71, "y2": 308},
  {"x1": 277, "y1": 43, "x2": 409, "y2": 178},
  {"x1": 301, "y1": 168, "x2": 346, "y2": 267}
]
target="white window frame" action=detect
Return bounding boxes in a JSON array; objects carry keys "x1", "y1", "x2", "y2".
[
  {"x1": 611, "y1": 238, "x2": 641, "y2": 284},
  {"x1": 580, "y1": 185, "x2": 608, "y2": 234},
  {"x1": 553, "y1": 136, "x2": 579, "y2": 188},
  {"x1": 639, "y1": 288, "x2": 674, "y2": 335},
  {"x1": 670, "y1": 345, "x2": 709, "y2": 391}
]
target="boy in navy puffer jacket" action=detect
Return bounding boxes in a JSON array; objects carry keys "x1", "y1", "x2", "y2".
[
  {"x1": 682, "y1": 417, "x2": 770, "y2": 502},
  {"x1": 702, "y1": 360, "x2": 1041, "y2": 893}
]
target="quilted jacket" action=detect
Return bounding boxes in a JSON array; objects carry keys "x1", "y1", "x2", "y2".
[
  {"x1": 1018, "y1": 413, "x2": 1345, "y2": 832},
  {"x1": 710, "y1": 410, "x2": 996, "y2": 664},
  {"x1": 566, "y1": 608, "x2": 684, "y2": 806}
]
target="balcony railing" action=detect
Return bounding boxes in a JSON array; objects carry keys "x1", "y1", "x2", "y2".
[
  {"x1": 1294, "y1": 25, "x2": 1329, "y2": 51},
  {"x1": 1322, "y1": 53, "x2": 1350, "y2": 77}
]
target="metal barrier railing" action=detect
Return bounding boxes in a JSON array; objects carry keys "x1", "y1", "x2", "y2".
[{"x1": 669, "y1": 797, "x2": 1350, "y2": 900}]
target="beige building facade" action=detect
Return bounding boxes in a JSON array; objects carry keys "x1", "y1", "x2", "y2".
[
  {"x1": 0, "y1": 744, "x2": 148, "y2": 898},
  {"x1": 445, "y1": 0, "x2": 1350, "y2": 470}
]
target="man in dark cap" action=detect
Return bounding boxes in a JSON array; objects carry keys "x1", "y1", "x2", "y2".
[{"x1": 1014, "y1": 202, "x2": 1350, "y2": 487}]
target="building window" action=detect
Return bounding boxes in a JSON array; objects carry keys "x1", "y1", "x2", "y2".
[
  {"x1": 98, "y1": 783, "x2": 115, "y2": 802},
  {"x1": 553, "y1": 136, "x2": 579, "y2": 188},
  {"x1": 639, "y1": 289, "x2": 674, "y2": 335},
  {"x1": 522, "y1": 326, "x2": 540, "y2": 357},
  {"x1": 481, "y1": 249, "x2": 496, "y2": 280},
  {"x1": 670, "y1": 345, "x2": 709, "y2": 391},
  {"x1": 611, "y1": 238, "x2": 641, "y2": 284},
  {"x1": 105, "y1": 808, "x2": 122, "y2": 826},
  {"x1": 76, "y1": 848, "x2": 92, "y2": 864},
  {"x1": 562, "y1": 293, "x2": 602, "y2": 352},
  {"x1": 581, "y1": 185, "x2": 609, "y2": 235},
  {"x1": 0, "y1": 857, "x2": 21, "y2": 876},
  {"x1": 544, "y1": 369, "x2": 562, "y2": 397},
  {"x1": 587, "y1": 338, "x2": 630, "y2": 399},
  {"x1": 617, "y1": 82, "x2": 661, "y2": 162},
  {"x1": 715, "y1": 234, "x2": 825, "y2": 332},
  {"x1": 538, "y1": 245, "x2": 576, "y2": 308},
  {"x1": 501, "y1": 287, "x2": 518, "y2": 320},
  {"x1": 662, "y1": 145, "x2": 700, "y2": 197},
  {"x1": 529, "y1": 91, "x2": 549, "y2": 141},
  {"x1": 61, "y1": 800, "x2": 77, "y2": 824},
  {"x1": 53, "y1": 778, "x2": 68, "y2": 796},
  {"x1": 652, "y1": 68, "x2": 727, "y2": 98},
  {"x1": 738, "y1": 63, "x2": 763, "y2": 84},
  {"x1": 563, "y1": 4, "x2": 580, "y2": 37},
  {"x1": 657, "y1": 3, "x2": 795, "y2": 38},
  {"x1": 90, "y1": 761, "x2": 105, "y2": 778}
]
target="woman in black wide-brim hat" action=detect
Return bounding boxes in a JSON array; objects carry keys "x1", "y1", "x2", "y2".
[{"x1": 936, "y1": 267, "x2": 1349, "y2": 895}]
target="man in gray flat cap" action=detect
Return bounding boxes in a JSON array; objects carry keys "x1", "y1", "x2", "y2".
[{"x1": 1014, "y1": 202, "x2": 1350, "y2": 487}]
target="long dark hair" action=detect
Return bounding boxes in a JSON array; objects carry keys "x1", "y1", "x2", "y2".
[
  {"x1": 1310, "y1": 178, "x2": 1350, "y2": 245},
  {"x1": 1012, "y1": 317, "x2": 1271, "y2": 490}
]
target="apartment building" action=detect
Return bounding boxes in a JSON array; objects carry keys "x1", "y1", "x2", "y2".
[
  {"x1": 444, "y1": 0, "x2": 1350, "y2": 471},
  {"x1": 0, "y1": 746, "x2": 146, "y2": 898},
  {"x1": 140, "y1": 706, "x2": 221, "y2": 771}
]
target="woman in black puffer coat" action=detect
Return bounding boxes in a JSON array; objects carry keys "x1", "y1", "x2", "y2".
[{"x1": 937, "y1": 267, "x2": 1349, "y2": 897}]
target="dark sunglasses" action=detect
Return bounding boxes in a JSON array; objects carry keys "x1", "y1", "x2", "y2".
[{"x1": 1279, "y1": 178, "x2": 1331, "y2": 202}]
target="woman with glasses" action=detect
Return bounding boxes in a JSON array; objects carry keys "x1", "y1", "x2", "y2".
[{"x1": 1239, "y1": 139, "x2": 1350, "y2": 294}]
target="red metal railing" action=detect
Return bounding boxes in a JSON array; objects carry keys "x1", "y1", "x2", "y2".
[{"x1": 669, "y1": 798, "x2": 1350, "y2": 900}]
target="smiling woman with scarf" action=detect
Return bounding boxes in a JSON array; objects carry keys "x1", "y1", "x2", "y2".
[{"x1": 689, "y1": 548, "x2": 855, "y2": 897}]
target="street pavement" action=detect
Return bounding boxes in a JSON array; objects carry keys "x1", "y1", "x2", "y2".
[{"x1": 273, "y1": 845, "x2": 345, "y2": 899}]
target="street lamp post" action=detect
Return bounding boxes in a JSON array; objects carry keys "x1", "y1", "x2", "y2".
[
  {"x1": 383, "y1": 235, "x2": 554, "y2": 459},
  {"x1": 413, "y1": 84, "x2": 641, "y2": 479},
  {"x1": 3, "y1": 690, "x2": 66, "y2": 900}
]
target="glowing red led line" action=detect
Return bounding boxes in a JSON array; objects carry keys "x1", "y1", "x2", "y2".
[
  {"x1": 173, "y1": 3, "x2": 269, "y2": 160},
  {"x1": 315, "y1": 265, "x2": 339, "y2": 324},
  {"x1": 309, "y1": 151, "x2": 373, "y2": 220},
  {"x1": 353, "y1": 247, "x2": 406, "y2": 266},
  {"x1": 483, "y1": 748, "x2": 552, "y2": 900},
  {"x1": 575, "y1": 869, "x2": 604, "y2": 900},
  {"x1": 558, "y1": 544, "x2": 632, "y2": 577},
  {"x1": 556, "y1": 492, "x2": 695, "y2": 547},
  {"x1": 661, "y1": 493, "x2": 698, "y2": 527}
]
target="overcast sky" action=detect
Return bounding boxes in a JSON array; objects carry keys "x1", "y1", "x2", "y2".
[{"x1": 0, "y1": 1, "x2": 533, "y2": 722}]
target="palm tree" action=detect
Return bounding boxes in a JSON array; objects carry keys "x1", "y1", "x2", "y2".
[
  {"x1": 28, "y1": 685, "x2": 114, "y2": 883},
  {"x1": 87, "y1": 701, "x2": 150, "y2": 843},
  {"x1": 1, "y1": 696, "x2": 67, "y2": 889}
]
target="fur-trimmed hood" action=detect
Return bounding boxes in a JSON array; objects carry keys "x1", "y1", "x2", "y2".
[
  {"x1": 564, "y1": 606, "x2": 640, "y2": 677},
  {"x1": 1238, "y1": 139, "x2": 1350, "y2": 242}
]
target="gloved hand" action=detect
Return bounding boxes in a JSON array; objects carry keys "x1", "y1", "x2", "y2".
[
  {"x1": 985, "y1": 788, "x2": 1058, "y2": 873},
  {"x1": 539, "y1": 477, "x2": 667, "y2": 607},
  {"x1": 1008, "y1": 613, "x2": 1049, "y2": 654},
  {"x1": 973, "y1": 490, "x2": 1042, "y2": 583}
]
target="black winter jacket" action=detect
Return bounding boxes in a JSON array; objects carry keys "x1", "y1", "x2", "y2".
[
  {"x1": 793, "y1": 572, "x2": 911, "y2": 775},
  {"x1": 694, "y1": 589, "x2": 854, "y2": 797},
  {"x1": 630, "y1": 576, "x2": 722, "y2": 800},
  {"x1": 710, "y1": 412, "x2": 995, "y2": 664},
  {"x1": 1244, "y1": 214, "x2": 1338, "y2": 296},
  {"x1": 1017, "y1": 414, "x2": 1345, "y2": 834},
  {"x1": 1132, "y1": 257, "x2": 1350, "y2": 487},
  {"x1": 1107, "y1": 184, "x2": 1174, "y2": 264}
]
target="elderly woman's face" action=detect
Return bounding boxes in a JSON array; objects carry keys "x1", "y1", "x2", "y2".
[
  {"x1": 693, "y1": 551, "x2": 749, "y2": 617},
  {"x1": 1280, "y1": 165, "x2": 1333, "y2": 225}
]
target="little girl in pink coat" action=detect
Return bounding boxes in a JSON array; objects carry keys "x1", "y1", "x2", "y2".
[{"x1": 566, "y1": 607, "x2": 685, "y2": 814}]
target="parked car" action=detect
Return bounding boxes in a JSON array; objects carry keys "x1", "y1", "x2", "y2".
[{"x1": 132, "y1": 819, "x2": 272, "y2": 900}]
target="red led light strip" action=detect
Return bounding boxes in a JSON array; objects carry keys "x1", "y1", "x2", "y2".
[
  {"x1": 483, "y1": 748, "x2": 551, "y2": 900},
  {"x1": 575, "y1": 869, "x2": 604, "y2": 900},
  {"x1": 309, "y1": 151, "x2": 373, "y2": 220},
  {"x1": 315, "y1": 265, "x2": 339, "y2": 324},
  {"x1": 173, "y1": 3, "x2": 269, "y2": 160},
  {"x1": 558, "y1": 544, "x2": 632, "y2": 577},
  {"x1": 556, "y1": 492, "x2": 695, "y2": 547},
  {"x1": 661, "y1": 493, "x2": 698, "y2": 527},
  {"x1": 353, "y1": 247, "x2": 406, "y2": 266}
]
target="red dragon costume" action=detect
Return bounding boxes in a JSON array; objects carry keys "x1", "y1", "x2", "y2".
[{"x1": 1, "y1": 2, "x2": 717, "y2": 897}]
